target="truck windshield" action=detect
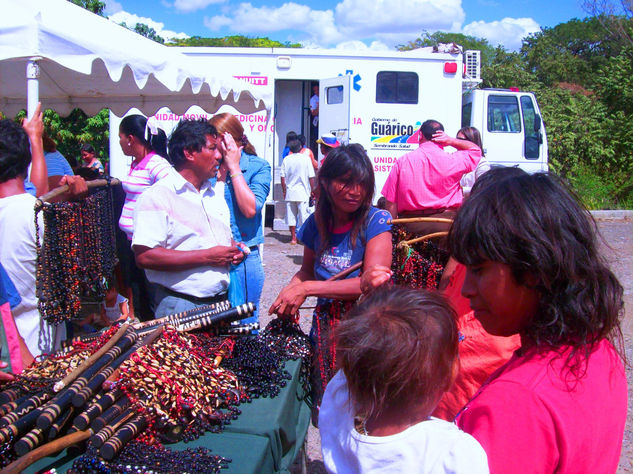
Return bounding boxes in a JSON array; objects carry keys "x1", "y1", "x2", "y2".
[{"x1": 487, "y1": 95, "x2": 521, "y2": 133}]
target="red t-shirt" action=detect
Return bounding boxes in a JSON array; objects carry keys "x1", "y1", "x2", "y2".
[{"x1": 457, "y1": 339, "x2": 627, "y2": 473}]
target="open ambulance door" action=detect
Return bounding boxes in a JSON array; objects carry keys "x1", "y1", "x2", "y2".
[{"x1": 318, "y1": 75, "x2": 351, "y2": 165}]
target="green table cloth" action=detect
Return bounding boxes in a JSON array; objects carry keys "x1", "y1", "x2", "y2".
[{"x1": 25, "y1": 359, "x2": 310, "y2": 474}]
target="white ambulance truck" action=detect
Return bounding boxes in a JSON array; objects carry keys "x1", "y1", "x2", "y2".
[{"x1": 109, "y1": 46, "x2": 548, "y2": 229}]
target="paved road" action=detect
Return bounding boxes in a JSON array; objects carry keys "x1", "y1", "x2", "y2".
[{"x1": 259, "y1": 219, "x2": 633, "y2": 473}]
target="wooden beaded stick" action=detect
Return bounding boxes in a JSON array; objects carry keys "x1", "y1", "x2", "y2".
[
  {"x1": 53, "y1": 322, "x2": 130, "y2": 392},
  {"x1": 0, "y1": 428, "x2": 93, "y2": 473},
  {"x1": 72, "y1": 389, "x2": 123, "y2": 431},
  {"x1": 36, "y1": 328, "x2": 138, "y2": 430},
  {"x1": 100, "y1": 414, "x2": 148, "y2": 461},
  {"x1": 91, "y1": 409, "x2": 135, "y2": 448},
  {"x1": 387, "y1": 217, "x2": 454, "y2": 225},
  {"x1": 0, "y1": 390, "x2": 51, "y2": 427},
  {"x1": 90, "y1": 396, "x2": 130, "y2": 433}
]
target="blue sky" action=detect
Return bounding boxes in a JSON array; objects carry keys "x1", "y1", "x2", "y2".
[{"x1": 104, "y1": 0, "x2": 588, "y2": 51}]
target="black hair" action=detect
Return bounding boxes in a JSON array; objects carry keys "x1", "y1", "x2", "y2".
[
  {"x1": 287, "y1": 139, "x2": 302, "y2": 154},
  {"x1": 119, "y1": 114, "x2": 168, "y2": 159},
  {"x1": 285, "y1": 131, "x2": 297, "y2": 145},
  {"x1": 80, "y1": 143, "x2": 95, "y2": 154},
  {"x1": 336, "y1": 286, "x2": 458, "y2": 419},
  {"x1": 449, "y1": 168, "x2": 624, "y2": 372},
  {"x1": 297, "y1": 134, "x2": 307, "y2": 146},
  {"x1": 167, "y1": 119, "x2": 217, "y2": 168},
  {"x1": 0, "y1": 119, "x2": 31, "y2": 183},
  {"x1": 420, "y1": 119, "x2": 444, "y2": 141},
  {"x1": 316, "y1": 143, "x2": 374, "y2": 253}
]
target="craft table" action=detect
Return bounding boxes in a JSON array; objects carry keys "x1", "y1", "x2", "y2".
[{"x1": 27, "y1": 359, "x2": 310, "y2": 474}]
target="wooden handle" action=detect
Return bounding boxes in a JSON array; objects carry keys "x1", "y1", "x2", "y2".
[
  {"x1": 54, "y1": 323, "x2": 130, "y2": 392},
  {"x1": 389, "y1": 217, "x2": 453, "y2": 224},
  {"x1": 326, "y1": 261, "x2": 363, "y2": 282},
  {"x1": 397, "y1": 231, "x2": 449, "y2": 248},
  {"x1": 0, "y1": 429, "x2": 92, "y2": 473},
  {"x1": 36, "y1": 178, "x2": 120, "y2": 204}
]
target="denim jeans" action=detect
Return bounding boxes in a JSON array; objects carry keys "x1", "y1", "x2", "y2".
[{"x1": 231, "y1": 248, "x2": 265, "y2": 326}]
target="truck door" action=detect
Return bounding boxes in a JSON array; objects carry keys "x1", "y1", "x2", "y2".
[{"x1": 318, "y1": 75, "x2": 351, "y2": 164}]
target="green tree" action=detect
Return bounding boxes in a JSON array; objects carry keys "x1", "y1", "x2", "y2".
[
  {"x1": 169, "y1": 35, "x2": 301, "y2": 48},
  {"x1": 123, "y1": 22, "x2": 165, "y2": 44},
  {"x1": 68, "y1": 0, "x2": 105, "y2": 16},
  {"x1": 397, "y1": 31, "x2": 496, "y2": 67},
  {"x1": 481, "y1": 47, "x2": 537, "y2": 89},
  {"x1": 16, "y1": 108, "x2": 110, "y2": 168}
]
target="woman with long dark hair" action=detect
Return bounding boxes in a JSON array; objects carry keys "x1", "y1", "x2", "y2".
[
  {"x1": 269, "y1": 144, "x2": 392, "y2": 411},
  {"x1": 448, "y1": 168, "x2": 627, "y2": 472},
  {"x1": 210, "y1": 112, "x2": 271, "y2": 326},
  {"x1": 117, "y1": 114, "x2": 172, "y2": 320}
]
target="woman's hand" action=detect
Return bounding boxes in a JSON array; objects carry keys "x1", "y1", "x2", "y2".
[
  {"x1": 219, "y1": 132, "x2": 243, "y2": 175},
  {"x1": 268, "y1": 282, "x2": 308, "y2": 319},
  {"x1": 360, "y1": 265, "x2": 392, "y2": 294},
  {"x1": 0, "y1": 361, "x2": 14, "y2": 382}
]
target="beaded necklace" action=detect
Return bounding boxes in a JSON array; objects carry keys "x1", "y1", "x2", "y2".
[{"x1": 35, "y1": 186, "x2": 117, "y2": 324}]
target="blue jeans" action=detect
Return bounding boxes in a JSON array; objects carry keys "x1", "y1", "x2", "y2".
[{"x1": 231, "y1": 248, "x2": 264, "y2": 326}]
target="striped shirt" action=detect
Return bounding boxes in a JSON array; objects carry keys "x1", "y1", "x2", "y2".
[{"x1": 118, "y1": 152, "x2": 173, "y2": 240}]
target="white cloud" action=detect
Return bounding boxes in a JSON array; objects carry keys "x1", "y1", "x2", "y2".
[
  {"x1": 202, "y1": 0, "x2": 466, "y2": 48},
  {"x1": 333, "y1": 40, "x2": 391, "y2": 51},
  {"x1": 108, "y1": 11, "x2": 190, "y2": 41},
  {"x1": 167, "y1": 0, "x2": 227, "y2": 13},
  {"x1": 104, "y1": 0, "x2": 122, "y2": 15},
  {"x1": 463, "y1": 17, "x2": 540, "y2": 50}
]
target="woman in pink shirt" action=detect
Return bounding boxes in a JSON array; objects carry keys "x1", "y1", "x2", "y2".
[
  {"x1": 117, "y1": 114, "x2": 172, "y2": 320},
  {"x1": 447, "y1": 167, "x2": 627, "y2": 473}
]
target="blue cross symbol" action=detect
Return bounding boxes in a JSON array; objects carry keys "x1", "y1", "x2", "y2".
[{"x1": 338, "y1": 70, "x2": 362, "y2": 91}]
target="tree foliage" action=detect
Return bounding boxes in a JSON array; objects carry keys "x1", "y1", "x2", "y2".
[
  {"x1": 398, "y1": 31, "x2": 496, "y2": 67},
  {"x1": 68, "y1": 0, "x2": 105, "y2": 16},
  {"x1": 169, "y1": 35, "x2": 301, "y2": 48},
  {"x1": 119, "y1": 22, "x2": 165, "y2": 44},
  {"x1": 15, "y1": 109, "x2": 110, "y2": 168}
]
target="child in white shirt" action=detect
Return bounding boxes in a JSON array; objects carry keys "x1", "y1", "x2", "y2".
[{"x1": 319, "y1": 286, "x2": 489, "y2": 473}]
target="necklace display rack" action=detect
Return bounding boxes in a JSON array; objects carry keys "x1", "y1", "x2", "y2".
[
  {"x1": 0, "y1": 302, "x2": 313, "y2": 473},
  {"x1": 34, "y1": 178, "x2": 120, "y2": 326}
]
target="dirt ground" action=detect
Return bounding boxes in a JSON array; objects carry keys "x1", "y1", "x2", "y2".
[{"x1": 258, "y1": 218, "x2": 633, "y2": 473}]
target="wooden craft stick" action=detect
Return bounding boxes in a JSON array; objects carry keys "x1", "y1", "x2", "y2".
[
  {"x1": 54, "y1": 323, "x2": 130, "y2": 392},
  {"x1": 326, "y1": 261, "x2": 363, "y2": 282},
  {"x1": 397, "y1": 231, "x2": 449, "y2": 248},
  {"x1": 36, "y1": 178, "x2": 121, "y2": 204},
  {"x1": 388, "y1": 217, "x2": 454, "y2": 224},
  {"x1": 0, "y1": 429, "x2": 92, "y2": 473}
]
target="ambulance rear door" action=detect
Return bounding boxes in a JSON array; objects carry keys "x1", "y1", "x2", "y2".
[{"x1": 318, "y1": 75, "x2": 352, "y2": 164}]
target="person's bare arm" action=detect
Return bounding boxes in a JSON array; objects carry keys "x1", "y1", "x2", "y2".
[
  {"x1": 281, "y1": 177, "x2": 287, "y2": 199},
  {"x1": 134, "y1": 245, "x2": 244, "y2": 271},
  {"x1": 309, "y1": 177, "x2": 316, "y2": 193},
  {"x1": 432, "y1": 130, "x2": 479, "y2": 151},
  {"x1": 269, "y1": 232, "x2": 393, "y2": 318},
  {"x1": 22, "y1": 103, "x2": 48, "y2": 197}
]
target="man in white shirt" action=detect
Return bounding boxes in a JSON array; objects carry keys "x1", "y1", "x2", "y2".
[
  {"x1": 132, "y1": 119, "x2": 244, "y2": 318},
  {"x1": 280, "y1": 139, "x2": 315, "y2": 245}
]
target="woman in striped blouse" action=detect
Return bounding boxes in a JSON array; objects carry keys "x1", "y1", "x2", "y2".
[{"x1": 117, "y1": 114, "x2": 172, "y2": 320}]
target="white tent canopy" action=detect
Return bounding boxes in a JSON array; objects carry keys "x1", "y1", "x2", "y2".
[{"x1": 0, "y1": 0, "x2": 271, "y2": 117}]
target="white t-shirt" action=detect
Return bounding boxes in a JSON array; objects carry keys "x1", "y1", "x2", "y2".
[
  {"x1": 280, "y1": 152, "x2": 315, "y2": 202},
  {"x1": 102, "y1": 293, "x2": 128, "y2": 322},
  {"x1": 319, "y1": 371, "x2": 489, "y2": 474},
  {"x1": 0, "y1": 193, "x2": 65, "y2": 357},
  {"x1": 132, "y1": 172, "x2": 232, "y2": 298},
  {"x1": 460, "y1": 156, "x2": 491, "y2": 195}
]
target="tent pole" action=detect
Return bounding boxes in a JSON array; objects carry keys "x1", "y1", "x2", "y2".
[{"x1": 26, "y1": 57, "x2": 41, "y2": 119}]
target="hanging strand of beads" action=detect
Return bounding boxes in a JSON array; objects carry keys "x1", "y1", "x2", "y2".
[
  {"x1": 35, "y1": 185, "x2": 117, "y2": 324},
  {"x1": 390, "y1": 224, "x2": 449, "y2": 290}
]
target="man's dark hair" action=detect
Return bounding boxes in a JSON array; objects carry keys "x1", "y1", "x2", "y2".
[
  {"x1": 0, "y1": 119, "x2": 31, "y2": 183},
  {"x1": 167, "y1": 119, "x2": 217, "y2": 168},
  {"x1": 297, "y1": 134, "x2": 307, "y2": 146},
  {"x1": 288, "y1": 139, "x2": 302, "y2": 154},
  {"x1": 420, "y1": 119, "x2": 444, "y2": 141},
  {"x1": 285, "y1": 131, "x2": 298, "y2": 145}
]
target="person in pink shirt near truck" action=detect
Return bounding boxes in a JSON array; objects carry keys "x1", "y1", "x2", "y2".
[{"x1": 381, "y1": 119, "x2": 480, "y2": 234}]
